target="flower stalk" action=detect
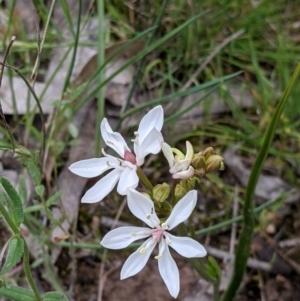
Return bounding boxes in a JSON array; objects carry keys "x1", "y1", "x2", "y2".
[{"x1": 136, "y1": 166, "x2": 153, "y2": 193}]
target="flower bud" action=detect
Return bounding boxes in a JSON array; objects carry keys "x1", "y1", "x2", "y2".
[
  {"x1": 153, "y1": 183, "x2": 170, "y2": 203},
  {"x1": 192, "y1": 153, "x2": 206, "y2": 169},
  {"x1": 174, "y1": 183, "x2": 187, "y2": 200},
  {"x1": 205, "y1": 155, "x2": 225, "y2": 174},
  {"x1": 180, "y1": 177, "x2": 198, "y2": 191},
  {"x1": 202, "y1": 147, "x2": 216, "y2": 159}
]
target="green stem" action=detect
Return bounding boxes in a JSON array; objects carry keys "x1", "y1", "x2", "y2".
[
  {"x1": 213, "y1": 282, "x2": 220, "y2": 301},
  {"x1": 136, "y1": 167, "x2": 153, "y2": 192},
  {"x1": 23, "y1": 239, "x2": 42, "y2": 301}
]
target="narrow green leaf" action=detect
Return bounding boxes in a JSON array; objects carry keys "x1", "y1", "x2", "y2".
[
  {"x1": 46, "y1": 191, "x2": 62, "y2": 207},
  {"x1": 0, "y1": 176, "x2": 24, "y2": 225},
  {"x1": 43, "y1": 291, "x2": 69, "y2": 301},
  {"x1": 0, "y1": 236, "x2": 24, "y2": 275},
  {"x1": 206, "y1": 256, "x2": 222, "y2": 281},
  {"x1": 0, "y1": 284, "x2": 35, "y2": 301}
]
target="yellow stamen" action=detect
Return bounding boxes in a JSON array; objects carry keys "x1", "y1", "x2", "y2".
[{"x1": 140, "y1": 247, "x2": 146, "y2": 254}]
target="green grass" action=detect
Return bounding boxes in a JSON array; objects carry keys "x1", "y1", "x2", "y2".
[{"x1": 0, "y1": 0, "x2": 299, "y2": 300}]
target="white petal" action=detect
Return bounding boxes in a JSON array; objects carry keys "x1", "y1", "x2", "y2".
[
  {"x1": 158, "y1": 240, "x2": 180, "y2": 298},
  {"x1": 127, "y1": 189, "x2": 160, "y2": 228},
  {"x1": 162, "y1": 142, "x2": 175, "y2": 168},
  {"x1": 100, "y1": 226, "x2": 150, "y2": 249},
  {"x1": 137, "y1": 106, "x2": 164, "y2": 144},
  {"x1": 69, "y1": 157, "x2": 116, "y2": 178},
  {"x1": 134, "y1": 128, "x2": 163, "y2": 166},
  {"x1": 172, "y1": 166, "x2": 195, "y2": 180},
  {"x1": 165, "y1": 190, "x2": 197, "y2": 229},
  {"x1": 117, "y1": 168, "x2": 139, "y2": 195},
  {"x1": 121, "y1": 238, "x2": 156, "y2": 279},
  {"x1": 101, "y1": 118, "x2": 130, "y2": 157},
  {"x1": 81, "y1": 169, "x2": 121, "y2": 203},
  {"x1": 170, "y1": 159, "x2": 191, "y2": 174},
  {"x1": 166, "y1": 234, "x2": 207, "y2": 258},
  {"x1": 185, "y1": 141, "x2": 194, "y2": 161}
]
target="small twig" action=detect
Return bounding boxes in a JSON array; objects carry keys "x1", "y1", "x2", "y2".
[
  {"x1": 279, "y1": 237, "x2": 300, "y2": 248},
  {"x1": 0, "y1": 36, "x2": 16, "y2": 152}
]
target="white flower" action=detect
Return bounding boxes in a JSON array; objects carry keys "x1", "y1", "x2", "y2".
[
  {"x1": 100, "y1": 189, "x2": 207, "y2": 298},
  {"x1": 68, "y1": 106, "x2": 164, "y2": 203},
  {"x1": 162, "y1": 141, "x2": 195, "y2": 179}
]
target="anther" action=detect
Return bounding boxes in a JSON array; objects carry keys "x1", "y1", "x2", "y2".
[
  {"x1": 140, "y1": 247, "x2": 146, "y2": 254},
  {"x1": 146, "y1": 214, "x2": 151, "y2": 219},
  {"x1": 161, "y1": 222, "x2": 168, "y2": 230},
  {"x1": 131, "y1": 232, "x2": 137, "y2": 236},
  {"x1": 154, "y1": 254, "x2": 162, "y2": 259}
]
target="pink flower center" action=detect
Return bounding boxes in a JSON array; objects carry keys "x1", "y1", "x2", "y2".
[
  {"x1": 151, "y1": 229, "x2": 164, "y2": 241},
  {"x1": 124, "y1": 149, "x2": 137, "y2": 165}
]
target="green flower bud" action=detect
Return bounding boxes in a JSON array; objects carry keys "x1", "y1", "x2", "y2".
[
  {"x1": 205, "y1": 155, "x2": 225, "y2": 174},
  {"x1": 174, "y1": 183, "x2": 188, "y2": 200},
  {"x1": 153, "y1": 183, "x2": 170, "y2": 203},
  {"x1": 180, "y1": 177, "x2": 198, "y2": 191},
  {"x1": 202, "y1": 147, "x2": 216, "y2": 159},
  {"x1": 192, "y1": 153, "x2": 206, "y2": 169}
]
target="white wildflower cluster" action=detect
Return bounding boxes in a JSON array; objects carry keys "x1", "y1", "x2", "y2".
[{"x1": 69, "y1": 106, "x2": 223, "y2": 298}]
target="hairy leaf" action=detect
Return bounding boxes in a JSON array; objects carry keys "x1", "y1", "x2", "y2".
[
  {"x1": 0, "y1": 236, "x2": 24, "y2": 276},
  {"x1": 0, "y1": 285, "x2": 35, "y2": 301},
  {"x1": 43, "y1": 291, "x2": 69, "y2": 301},
  {"x1": 0, "y1": 177, "x2": 24, "y2": 226}
]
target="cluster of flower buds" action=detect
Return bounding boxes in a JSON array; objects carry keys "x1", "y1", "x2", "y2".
[
  {"x1": 69, "y1": 105, "x2": 224, "y2": 298},
  {"x1": 192, "y1": 147, "x2": 225, "y2": 178}
]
